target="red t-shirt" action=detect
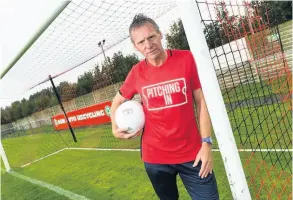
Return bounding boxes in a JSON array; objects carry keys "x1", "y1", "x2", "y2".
[{"x1": 119, "y1": 50, "x2": 202, "y2": 164}]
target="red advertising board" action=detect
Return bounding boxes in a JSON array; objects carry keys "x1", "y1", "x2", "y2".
[{"x1": 52, "y1": 101, "x2": 112, "y2": 130}]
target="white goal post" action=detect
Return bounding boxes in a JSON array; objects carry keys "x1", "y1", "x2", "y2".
[
  {"x1": 0, "y1": 140, "x2": 11, "y2": 172},
  {"x1": 176, "y1": 1, "x2": 252, "y2": 199}
]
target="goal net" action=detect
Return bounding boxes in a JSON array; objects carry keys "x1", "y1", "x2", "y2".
[
  {"x1": 1, "y1": 0, "x2": 291, "y2": 199},
  {"x1": 195, "y1": 0, "x2": 292, "y2": 199},
  {"x1": 1, "y1": 0, "x2": 177, "y2": 167}
]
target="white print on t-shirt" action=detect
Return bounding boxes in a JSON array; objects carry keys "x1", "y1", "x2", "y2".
[{"x1": 142, "y1": 78, "x2": 187, "y2": 111}]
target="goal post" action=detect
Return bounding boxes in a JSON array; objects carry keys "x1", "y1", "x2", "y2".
[
  {"x1": 0, "y1": 140, "x2": 11, "y2": 172},
  {"x1": 1, "y1": 0, "x2": 291, "y2": 198},
  {"x1": 177, "y1": 1, "x2": 251, "y2": 199},
  {"x1": 0, "y1": 1, "x2": 70, "y2": 79}
]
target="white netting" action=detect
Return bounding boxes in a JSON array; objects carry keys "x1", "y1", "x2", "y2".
[
  {"x1": 0, "y1": 0, "x2": 177, "y2": 102},
  {"x1": 0, "y1": 0, "x2": 180, "y2": 169}
]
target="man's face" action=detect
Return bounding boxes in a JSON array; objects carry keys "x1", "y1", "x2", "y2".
[{"x1": 131, "y1": 23, "x2": 164, "y2": 60}]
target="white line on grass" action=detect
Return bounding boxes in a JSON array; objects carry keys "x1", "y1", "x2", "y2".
[
  {"x1": 21, "y1": 147, "x2": 293, "y2": 169},
  {"x1": 10, "y1": 171, "x2": 90, "y2": 200},
  {"x1": 67, "y1": 148, "x2": 140, "y2": 151},
  {"x1": 21, "y1": 148, "x2": 67, "y2": 168},
  {"x1": 236, "y1": 149, "x2": 293, "y2": 152},
  {"x1": 68, "y1": 148, "x2": 293, "y2": 152}
]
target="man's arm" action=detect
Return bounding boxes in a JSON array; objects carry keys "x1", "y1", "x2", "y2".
[
  {"x1": 192, "y1": 88, "x2": 213, "y2": 178},
  {"x1": 110, "y1": 92, "x2": 140, "y2": 139},
  {"x1": 111, "y1": 92, "x2": 126, "y2": 132},
  {"x1": 193, "y1": 88, "x2": 212, "y2": 140}
]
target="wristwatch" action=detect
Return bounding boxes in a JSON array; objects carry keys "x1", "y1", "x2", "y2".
[{"x1": 202, "y1": 137, "x2": 213, "y2": 145}]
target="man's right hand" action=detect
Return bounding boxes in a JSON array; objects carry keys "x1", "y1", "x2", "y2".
[{"x1": 112, "y1": 127, "x2": 142, "y2": 139}]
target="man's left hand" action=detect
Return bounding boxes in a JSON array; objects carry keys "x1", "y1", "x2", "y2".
[{"x1": 193, "y1": 143, "x2": 213, "y2": 178}]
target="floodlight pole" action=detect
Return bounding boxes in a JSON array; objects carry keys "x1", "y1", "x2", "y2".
[{"x1": 98, "y1": 39, "x2": 107, "y2": 62}]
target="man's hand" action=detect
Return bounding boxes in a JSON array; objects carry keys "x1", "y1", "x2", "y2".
[
  {"x1": 193, "y1": 143, "x2": 213, "y2": 178},
  {"x1": 112, "y1": 127, "x2": 142, "y2": 139}
]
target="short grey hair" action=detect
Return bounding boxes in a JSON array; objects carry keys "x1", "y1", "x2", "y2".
[{"x1": 129, "y1": 14, "x2": 160, "y2": 41}]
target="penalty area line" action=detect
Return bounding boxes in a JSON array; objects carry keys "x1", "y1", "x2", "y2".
[
  {"x1": 21, "y1": 148, "x2": 67, "y2": 168},
  {"x1": 10, "y1": 171, "x2": 90, "y2": 200}
]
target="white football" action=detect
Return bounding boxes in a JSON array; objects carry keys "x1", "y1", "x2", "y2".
[{"x1": 115, "y1": 100, "x2": 145, "y2": 133}]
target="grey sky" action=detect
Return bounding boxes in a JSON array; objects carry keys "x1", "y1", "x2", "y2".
[
  {"x1": 0, "y1": 0, "x2": 65, "y2": 73},
  {"x1": 0, "y1": 1, "x2": 180, "y2": 108},
  {"x1": 0, "y1": 0, "x2": 248, "y2": 108},
  {"x1": 0, "y1": 0, "x2": 66, "y2": 107}
]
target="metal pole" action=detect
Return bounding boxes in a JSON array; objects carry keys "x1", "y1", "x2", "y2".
[
  {"x1": 98, "y1": 39, "x2": 107, "y2": 62},
  {"x1": 101, "y1": 45, "x2": 107, "y2": 61},
  {"x1": 49, "y1": 75, "x2": 77, "y2": 142}
]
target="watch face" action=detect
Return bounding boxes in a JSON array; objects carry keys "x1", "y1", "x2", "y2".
[{"x1": 202, "y1": 137, "x2": 212, "y2": 144}]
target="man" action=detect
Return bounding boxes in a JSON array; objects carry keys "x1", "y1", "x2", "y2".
[{"x1": 110, "y1": 14, "x2": 219, "y2": 200}]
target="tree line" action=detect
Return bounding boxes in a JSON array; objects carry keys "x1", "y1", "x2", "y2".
[
  {"x1": 1, "y1": 1, "x2": 291, "y2": 125},
  {"x1": 166, "y1": 1, "x2": 292, "y2": 49},
  {"x1": 1, "y1": 52, "x2": 139, "y2": 124}
]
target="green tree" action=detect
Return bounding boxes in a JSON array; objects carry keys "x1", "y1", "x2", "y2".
[
  {"x1": 111, "y1": 52, "x2": 139, "y2": 83},
  {"x1": 166, "y1": 1, "x2": 292, "y2": 50},
  {"x1": 203, "y1": 21, "x2": 230, "y2": 49},
  {"x1": 58, "y1": 82, "x2": 77, "y2": 102},
  {"x1": 1, "y1": 107, "x2": 12, "y2": 124},
  {"x1": 21, "y1": 98, "x2": 31, "y2": 117},
  {"x1": 49, "y1": 97, "x2": 59, "y2": 107},
  {"x1": 252, "y1": 1, "x2": 292, "y2": 26},
  {"x1": 165, "y1": 19, "x2": 228, "y2": 49},
  {"x1": 28, "y1": 100, "x2": 37, "y2": 114},
  {"x1": 97, "y1": 52, "x2": 139, "y2": 87},
  {"x1": 34, "y1": 95, "x2": 51, "y2": 111},
  {"x1": 28, "y1": 95, "x2": 37, "y2": 113},
  {"x1": 1, "y1": 52, "x2": 139, "y2": 124},
  {"x1": 76, "y1": 72, "x2": 94, "y2": 96},
  {"x1": 10, "y1": 101, "x2": 22, "y2": 121},
  {"x1": 93, "y1": 63, "x2": 112, "y2": 90},
  {"x1": 96, "y1": 60, "x2": 114, "y2": 89},
  {"x1": 166, "y1": 19, "x2": 190, "y2": 50}
]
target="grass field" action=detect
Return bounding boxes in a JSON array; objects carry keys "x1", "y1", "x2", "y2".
[
  {"x1": 1, "y1": 99, "x2": 291, "y2": 199},
  {"x1": 3, "y1": 102, "x2": 291, "y2": 164},
  {"x1": 0, "y1": 150, "x2": 231, "y2": 200},
  {"x1": 1, "y1": 169, "x2": 70, "y2": 200},
  {"x1": 222, "y1": 75, "x2": 291, "y2": 104},
  {"x1": 2, "y1": 149, "x2": 291, "y2": 200}
]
